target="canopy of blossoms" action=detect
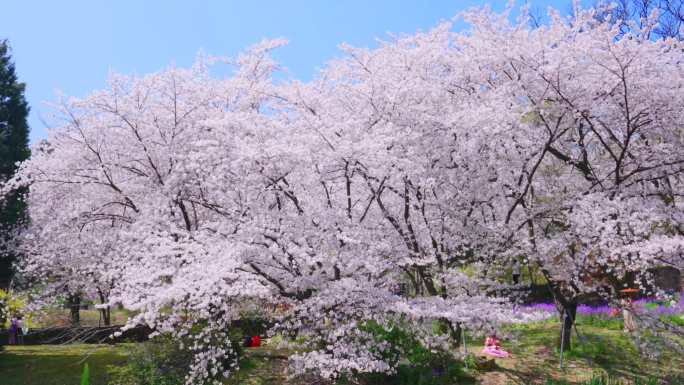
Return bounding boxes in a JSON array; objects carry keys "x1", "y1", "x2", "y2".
[{"x1": 1, "y1": 4, "x2": 682, "y2": 384}]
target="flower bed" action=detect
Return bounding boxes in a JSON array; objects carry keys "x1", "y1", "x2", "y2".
[{"x1": 519, "y1": 293, "x2": 684, "y2": 322}]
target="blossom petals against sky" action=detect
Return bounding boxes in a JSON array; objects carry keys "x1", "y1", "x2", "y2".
[{"x1": 3, "y1": 0, "x2": 572, "y2": 143}]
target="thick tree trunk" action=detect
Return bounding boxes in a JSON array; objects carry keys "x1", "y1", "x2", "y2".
[
  {"x1": 559, "y1": 301, "x2": 577, "y2": 352},
  {"x1": 97, "y1": 291, "x2": 111, "y2": 326},
  {"x1": 68, "y1": 294, "x2": 81, "y2": 325},
  {"x1": 99, "y1": 307, "x2": 111, "y2": 326}
]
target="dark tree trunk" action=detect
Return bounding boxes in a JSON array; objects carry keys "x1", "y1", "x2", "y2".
[
  {"x1": 434, "y1": 317, "x2": 462, "y2": 348},
  {"x1": 68, "y1": 294, "x2": 81, "y2": 325},
  {"x1": 99, "y1": 307, "x2": 111, "y2": 326},
  {"x1": 97, "y1": 291, "x2": 111, "y2": 326},
  {"x1": 559, "y1": 301, "x2": 577, "y2": 352},
  {"x1": 447, "y1": 320, "x2": 462, "y2": 348}
]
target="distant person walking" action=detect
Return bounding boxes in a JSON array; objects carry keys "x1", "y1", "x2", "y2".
[
  {"x1": 621, "y1": 298, "x2": 638, "y2": 332},
  {"x1": 619, "y1": 288, "x2": 639, "y2": 333},
  {"x1": 8, "y1": 317, "x2": 19, "y2": 345},
  {"x1": 18, "y1": 316, "x2": 27, "y2": 344},
  {"x1": 512, "y1": 259, "x2": 521, "y2": 285}
]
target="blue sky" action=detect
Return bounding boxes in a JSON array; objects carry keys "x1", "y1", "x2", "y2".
[{"x1": 2, "y1": 1, "x2": 575, "y2": 143}]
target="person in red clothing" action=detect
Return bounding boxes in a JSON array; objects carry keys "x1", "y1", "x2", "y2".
[
  {"x1": 482, "y1": 333, "x2": 510, "y2": 358},
  {"x1": 250, "y1": 335, "x2": 261, "y2": 347}
]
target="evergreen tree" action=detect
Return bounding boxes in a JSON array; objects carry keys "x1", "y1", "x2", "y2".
[{"x1": 0, "y1": 40, "x2": 29, "y2": 288}]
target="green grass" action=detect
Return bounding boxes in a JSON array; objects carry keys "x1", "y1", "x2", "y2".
[
  {"x1": 490, "y1": 320, "x2": 684, "y2": 384},
  {"x1": 575, "y1": 316, "x2": 624, "y2": 330},
  {"x1": 31, "y1": 309, "x2": 132, "y2": 328},
  {"x1": 227, "y1": 351, "x2": 290, "y2": 385},
  {"x1": 2, "y1": 320, "x2": 683, "y2": 385},
  {"x1": 544, "y1": 376, "x2": 660, "y2": 385},
  {"x1": 0, "y1": 343, "x2": 292, "y2": 385},
  {"x1": 0, "y1": 344, "x2": 129, "y2": 385}
]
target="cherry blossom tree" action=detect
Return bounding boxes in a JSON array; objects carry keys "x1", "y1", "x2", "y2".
[
  {"x1": 285, "y1": 2, "x2": 684, "y2": 354},
  {"x1": 594, "y1": 0, "x2": 684, "y2": 39},
  {"x1": 15, "y1": 39, "x2": 294, "y2": 382},
  {"x1": 446, "y1": 5, "x2": 684, "y2": 350},
  {"x1": 5, "y1": 36, "x2": 520, "y2": 383}
]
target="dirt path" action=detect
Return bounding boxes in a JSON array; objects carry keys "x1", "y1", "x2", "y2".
[{"x1": 229, "y1": 347, "x2": 293, "y2": 385}]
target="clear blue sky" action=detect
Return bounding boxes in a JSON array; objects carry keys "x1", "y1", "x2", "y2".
[{"x1": 2, "y1": 1, "x2": 576, "y2": 143}]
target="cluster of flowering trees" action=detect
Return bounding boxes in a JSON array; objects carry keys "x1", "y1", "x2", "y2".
[{"x1": 2, "y1": 4, "x2": 683, "y2": 384}]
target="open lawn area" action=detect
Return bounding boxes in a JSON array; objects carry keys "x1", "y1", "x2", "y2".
[
  {"x1": 485, "y1": 322, "x2": 684, "y2": 384},
  {"x1": 2, "y1": 320, "x2": 682, "y2": 385},
  {"x1": 0, "y1": 343, "x2": 292, "y2": 385},
  {"x1": 0, "y1": 344, "x2": 129, "y2": 385}
]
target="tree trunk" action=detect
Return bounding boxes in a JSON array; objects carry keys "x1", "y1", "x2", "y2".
[
  {"x1": 68, "y1": 294, "x2": 81, "y2": 326},
  {"x1": 447, "y1": 320, "x2": 462, "y2": 349},
  {"x1": 97, "y1": 291, "x2": 111, "y2": 326},
  {"x1": 559, "y1": 301, "x2": 577, "y2": 352},
  {"x1": 434, "y1": 318, "x2": 462, "y2": 348},
  {"x1": 99, "y1": 307, "x2": 111, "y2": 326}
]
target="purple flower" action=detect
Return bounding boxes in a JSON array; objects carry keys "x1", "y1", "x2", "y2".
[
  {"x1": 518, "y1": 293, "x2": 684, "y2": 321},
  {"x1": 577, "y1": 304, "x2": 612, "y2": 316},
  {"x1": 523, "y1": 303, "x2": 556, "y2": 313}
]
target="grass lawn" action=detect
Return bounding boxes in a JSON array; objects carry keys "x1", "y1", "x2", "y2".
[
  {"x1": 227, "y1": 348, "x2": 291, "y2": 385},
  {"x1": 0, "y1": 343, "x2": 293, "y2": 385},
  {"x1": 0, "y1": 344, "x2": 129, "y2": 385},
  {"x1": 470, "y1": 321, "x2": 684, "y2": 385},
  {"x1": 30, "y1": 309, "x2": 132, "y2": 328},
  {"x1": 1, "y1": 320, "x2": 682, "y2": 385}
]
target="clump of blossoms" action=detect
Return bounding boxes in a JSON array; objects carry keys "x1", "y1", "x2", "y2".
[
  {"x1": 274, "y1": 279, "x2": 399, "y2": 379},
  {"x1": 276, "y1": 277, "x2": 549, "y2": 381}
]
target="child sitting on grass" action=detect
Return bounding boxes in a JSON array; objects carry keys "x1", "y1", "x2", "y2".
[{"x1": 482, "y1": 333, "x2": 510, "y2": 358}]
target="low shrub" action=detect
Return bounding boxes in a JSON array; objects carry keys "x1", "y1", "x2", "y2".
[
  {"x1": 107, "y1": 336, "x2": 193, "y2": 385},
  {"x1": 0, "y1": 289, "x2": 27, "y2": 328},
  {"x1": 108, "y1": 329, "x2": 247, "y2": 385},
  {"x1": 347, "y1": 321, "x2": 470, "y2": 385}
]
